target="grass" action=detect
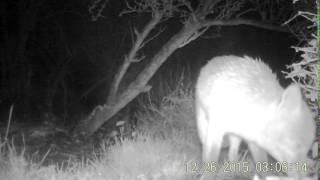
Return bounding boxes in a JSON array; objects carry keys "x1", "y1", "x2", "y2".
[{"x1": 0, "y1": 80, "x2": 204, "y2": 180}]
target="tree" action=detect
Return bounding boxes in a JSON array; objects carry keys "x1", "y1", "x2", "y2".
[{"x1": 74, "y1": 0, "x2": 293, "y2": 136}]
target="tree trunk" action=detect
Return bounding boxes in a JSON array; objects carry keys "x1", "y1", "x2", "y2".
[{"x1": 75, "y1": 18, "x2": 202, "y2": 136}]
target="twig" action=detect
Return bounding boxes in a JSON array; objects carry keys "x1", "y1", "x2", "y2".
[
  {"x1": 38, "y1": 146, "x2": 52, "y2": 167},
  {"x1": 5, "y1": 104, "x2": 14, "y2": 141}
]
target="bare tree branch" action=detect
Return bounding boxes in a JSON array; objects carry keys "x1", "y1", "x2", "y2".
[
  {"x1": 89, "y1": 0, "x2": 110, "y2": 21},
  {"x1": 202, "y1": 18, "x2": 289, "y2": 33},
  {"x1": 140, "y1": 27, "x2": 166, "y2": 49},
  {"x1": 106, "y1": 11, "x2": 162, "y2": 103}
]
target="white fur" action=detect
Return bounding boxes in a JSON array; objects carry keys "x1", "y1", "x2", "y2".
[{"x1": 196, "y1": 55, "x2": 316, "y2": 178}]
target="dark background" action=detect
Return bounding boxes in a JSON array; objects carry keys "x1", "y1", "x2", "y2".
[{"x1": 0, "y1": 0, "x2": 311, "y2": 127}]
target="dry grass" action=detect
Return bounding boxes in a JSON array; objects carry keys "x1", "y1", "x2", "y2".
[{"x1": 0, "y1": 81, "x2": 203, "y2": 180}]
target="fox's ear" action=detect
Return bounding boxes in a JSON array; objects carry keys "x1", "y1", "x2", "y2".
[{"x1": 278, "y1": 84, "x2": 303, "y2": 112}]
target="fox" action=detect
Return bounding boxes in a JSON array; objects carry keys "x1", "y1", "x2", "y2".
[{"x1": 195, "y1": 55, "x2": 316, "y2": 178}]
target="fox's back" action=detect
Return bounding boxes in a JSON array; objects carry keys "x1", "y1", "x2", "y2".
[
  {"x1": 197, "y1": 56, "x2": 283, "y2": 104},
  {"x1": 196, "y1": 56, "x2": 283, "y2": 135}
]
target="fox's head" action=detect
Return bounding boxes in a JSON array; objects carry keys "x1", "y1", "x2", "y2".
[{"x1": 263, "y1": 84, "x2": 315, "y2": 163}]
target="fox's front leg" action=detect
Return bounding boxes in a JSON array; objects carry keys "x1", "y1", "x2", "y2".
[
  {"x1": 228, "y1": 134, "x2": 242, "y2": 162},
  {"x1": 228, "y1": 136, "x2": 269, "y2": 164},
  {"x1": 202, "y1": 120, "x2": 224, "y2": 163},
  {"x1": 248, "y1": 143, "x2": 268, "y2": 163}
]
